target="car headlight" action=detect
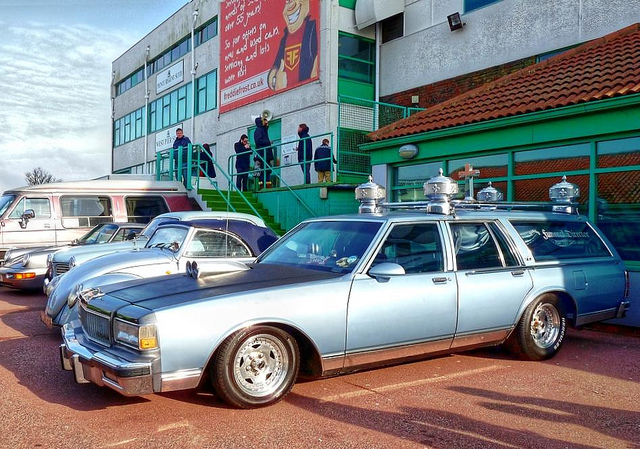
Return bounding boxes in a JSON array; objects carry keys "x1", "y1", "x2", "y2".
[
  {"x1": 67, "y1": 283, "x2": 83, "y2": 307},
  {"x1": 68, "y1": 257, "x2": 76, "y2": 269},
  {"x1": 114, "y1": 320, "x2": 158, "y2": 350},
  {"x1": 22, "y1": 253, "x2": 31, "y2": 267},
  {"x1": 3, "y1": 249, "x2": 13, "y2": 263}
]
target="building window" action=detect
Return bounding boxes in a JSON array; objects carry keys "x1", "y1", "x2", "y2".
[
  {"x1": 464, "y1": 0, "x2": 502, "y2": 12},
  {"x1": 147, "y1": 37, "x2": 192, "y2": 78},
  {"x1": 113, "y1": 106, "x2": 146, "y2": 147},
  {"x1": 338, "y1": 32, "x2": 376, "y2": 99},
  {"x1": 116, "y1": 67, "x2": 145, "y2": 96},
  {"x1": 381, "y1": 13, "x2": 403, "y2": 43},
  {"x1": 195, "y1": 17, "x2": 218, "y2": 46},
  {"x1": 148, "y1": 84, "x2": 194, "y2": 133},
  {"x1": 196, "y1": 70, "x2": 218, "y2": 114}
]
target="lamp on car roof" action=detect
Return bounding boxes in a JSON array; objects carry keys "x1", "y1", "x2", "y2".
[
  {"x1": 477, "y1": 182, "x2": 503, "y2": 202},
  {"x1": 356, "y1": 176, "x2": 386, "y2": 214},
  {"x1": 424, "y1": 169, "x2": 458, "y2": 215},
  {"x1": 549, "y1": 175, "x2": 580, "y2": 214}
]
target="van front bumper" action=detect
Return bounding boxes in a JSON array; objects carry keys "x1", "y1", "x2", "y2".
[{"x1": 60, "y1": 323, "x2": 155, "y2": 397}]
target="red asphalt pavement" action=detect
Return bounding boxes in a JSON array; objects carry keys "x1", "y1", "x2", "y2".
[{"x1": 0, "y1": 287, "x2": 639, "y2": 449}]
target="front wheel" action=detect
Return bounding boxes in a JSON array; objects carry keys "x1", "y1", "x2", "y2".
[
  {"x1": 506, "y1": 294, "x2": 567, "y2": 361},
  {"x1": 211, "y1": 326, "x2": 300, "y2": 409}
]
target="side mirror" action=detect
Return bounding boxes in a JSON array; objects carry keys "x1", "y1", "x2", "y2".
[
  {"x1": 368, "y1": 262, "x2": 405, "y2": 282},
  {"x1": 19, "y1": 209, "x2": 36, "y2": 229},
  {"x1": 125, "y1": 231, "x2": 139, "y2": 241}
]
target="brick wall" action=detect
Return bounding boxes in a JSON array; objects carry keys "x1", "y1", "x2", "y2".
[{"x1": 381, "y1": 56, "x2": 537, "y2": 109}]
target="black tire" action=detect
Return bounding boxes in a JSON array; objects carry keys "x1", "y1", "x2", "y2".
[
  {"x1": 506, "y1": 294, "x2": 567, "y2": 361},
  {"x1": 211, "y1": 326, "x2": 300, "y2": 409}
]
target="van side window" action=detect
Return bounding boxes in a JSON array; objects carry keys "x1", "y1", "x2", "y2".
[
  {"x1": 126, "y1": 196, "x2": 170, "y2": 224},
  {"x1": 60, "y1": 196, "x2": 113, "y2": 228},
  {"x1": 8, "y1": 197, "x2": 51, "y2": 219},
  {"x1": 450, "y1": 222, "x2": 503, "y2": 270},
  {"x1": 511, "y1": 220, "x2": 612, "y2": 261},
  {"x1": 371, "y1": 223, "x2": 444, "y2": 274}
]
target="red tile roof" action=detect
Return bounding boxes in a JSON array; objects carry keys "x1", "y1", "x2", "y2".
[{"x1": 368, "y1": 24, "x2": 640, "y2": 142}]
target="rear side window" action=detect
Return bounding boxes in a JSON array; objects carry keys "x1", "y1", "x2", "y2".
[
  {"x1": 450, "y1": 222, "x2": 503, "y2": 270},
  {"x1": 61, "y1": 196, "x2": 113, "y2": 228},
  {"x1": 184, "y1": 229, "x2": 252, "y2": 258},
  {"x1": 126, "y1": 196, "x2": 170, "y2": 224},
  {"x1": 511, "y1": 220, "x2": 612, "y2": 261}
]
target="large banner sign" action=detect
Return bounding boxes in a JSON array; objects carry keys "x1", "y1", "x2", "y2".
[{"x1": 220, "y1": 0, "x2": 320, "y2": 113}]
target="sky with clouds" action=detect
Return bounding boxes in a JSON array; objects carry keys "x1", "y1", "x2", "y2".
[{"x1": 0, "y1": 0, "x2": 188, "y2": 193}]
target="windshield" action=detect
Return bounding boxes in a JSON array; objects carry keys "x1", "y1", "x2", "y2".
[
  {"x1": 0, "y1": 194, "x2": 16, "y2": 217},
  {"x1": 257, "y1": 220, "x2": 383, "y2": 273},
  {"x1": 140, "y1": 216, "x2": 179, "y2": 238},
  {"x1": 77, "y1": 223, "x2": 117, "y2": 244},
  {"x1": 146, "y1": 226, "x2": 189, "y2": 253}
]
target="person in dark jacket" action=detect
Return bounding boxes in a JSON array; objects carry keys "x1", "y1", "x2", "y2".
[
  {"x1": 253, "y1": 117, "x2": 273, "y2": 187},
  {"x1": 172, "y1": 128, "x2": 192, "y2": 188},
  {"x1": 234, "y1": 134, "x2": 251, "y2": 191},
  {"x1": 313, "y1": 138, "x2": 335, "y2": 183},
  {"x1": 297, "y1": 123, "x2": 312, "y2": 184},
  {"x1": 201, "y1": 143, "x2": 217, "y2": 180}
]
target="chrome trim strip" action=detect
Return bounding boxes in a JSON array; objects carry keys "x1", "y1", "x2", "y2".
[
  {"x1": 575, "y1": 307, "x2": 619, "y2": 326},
  {"x1": 161, "y1": 369, "x2": 202, "y2": 392},
  {"x1": 320, "y1": 355, "x2": 344, "y2": 373},
  {"x1": 450, "y1": 329, "x2": 510, "y2": 349},
  {"x1": 342, "y1": 338, "x2": 453, "y2": 371}
]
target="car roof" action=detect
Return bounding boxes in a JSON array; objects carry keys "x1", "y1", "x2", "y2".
[{"x1": 154, "y1": 211, "x2": 267, "y2": 227}]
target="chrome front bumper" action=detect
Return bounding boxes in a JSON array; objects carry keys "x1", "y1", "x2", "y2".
[{"x1": 60, "y1": 323, "x2": 154, "y2": 396}]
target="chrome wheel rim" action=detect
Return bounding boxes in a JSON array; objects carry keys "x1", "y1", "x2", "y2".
[
  {"x1": 233, "y1": 334, "x2": 289, "y2": 398},
  {"x1": 530, "y1": 303, "x2": 561, "y2": 349}
]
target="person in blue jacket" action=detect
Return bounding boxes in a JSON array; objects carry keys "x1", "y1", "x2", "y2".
[
  {"x1": 313, "y1": 138, "x2": 335, "y2": 183},
  {"x1": 172, "y1": 128, "x2": 191, "y2": 187},
  {"x1": 297, "y1": 123, "x2": 312, "y2": 184},
  {"x1": 253, "y1": 117, "x2": 273, "y2": 188}
]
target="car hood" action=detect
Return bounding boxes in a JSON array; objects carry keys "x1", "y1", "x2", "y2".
[
  {"x1": 98, "y1": 264, "x2": 341, "y2": 311},
  {"x1": 46, "y1": 248, "x2": 174, "y2": 317}
]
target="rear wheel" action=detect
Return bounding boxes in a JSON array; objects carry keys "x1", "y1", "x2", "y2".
[
  {"x1": 211, "y1": 326, "x2": 299, "y2": 409},
  {"x1": 506, "y1": 294, "x2": 566, "y2": 360}
]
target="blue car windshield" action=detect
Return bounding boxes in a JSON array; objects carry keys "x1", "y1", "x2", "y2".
[
  {"x1": 146, "y1": 226, "x2": 189, "y2": 253},
  {"x1": 257, "y1": 220, "x2": 382, "y2": 273}
]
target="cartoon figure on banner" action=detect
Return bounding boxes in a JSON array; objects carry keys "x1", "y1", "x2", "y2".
[{"x1": 268, "y1": 0, "x2": 318, "y2": 91}]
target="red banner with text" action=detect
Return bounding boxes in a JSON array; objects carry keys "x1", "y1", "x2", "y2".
[{"x1": 220, "y1": 0, "x2": 320, "y2": 113}]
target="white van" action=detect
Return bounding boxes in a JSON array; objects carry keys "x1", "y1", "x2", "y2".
[{"x1": 0, "y1": 179, "x2": 197, "y2": 258}]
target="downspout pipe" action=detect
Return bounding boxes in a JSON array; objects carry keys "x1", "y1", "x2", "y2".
[
  {"x1": 144, "y1": 45, "x2": 150, "y2": 174},
  {"x1": 191, "y1": 8, "x2": 199, "y2": 141}
]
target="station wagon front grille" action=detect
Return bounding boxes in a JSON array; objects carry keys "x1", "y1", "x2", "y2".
[
  {"x1": 80, "y1": 304, "x2": 111, "y2": 346},
  {"x1": 53, "y1": 263, "x2": 70, "y2": 276}
]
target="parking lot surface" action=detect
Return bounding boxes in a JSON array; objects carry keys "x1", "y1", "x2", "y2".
[{"x1": 1, "y1": 287, "x2": 639, "y2": 449}]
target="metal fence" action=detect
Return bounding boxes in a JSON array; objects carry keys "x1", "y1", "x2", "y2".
[{"x1": 337, "y1": 96, "x2": 423, "y2": 176}]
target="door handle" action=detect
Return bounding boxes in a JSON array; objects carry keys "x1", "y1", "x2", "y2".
[
  {"x1": 44, "y1": 224, "x2": 51, "y2": 229},
  {"x1": 511, "y1": 270, "x2": 525, "y2": 277},
  {"x1": 432, "y1": 277, "x2": 449, "y2": 284}
]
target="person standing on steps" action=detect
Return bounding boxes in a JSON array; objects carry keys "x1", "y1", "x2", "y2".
[{"x1": 234, "y1": 134, "x2": 251, "y2": 191}]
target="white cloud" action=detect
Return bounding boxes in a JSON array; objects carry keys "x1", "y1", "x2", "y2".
[{"x1": 0, "y1": 21, "x2": 134, "y2": 193}]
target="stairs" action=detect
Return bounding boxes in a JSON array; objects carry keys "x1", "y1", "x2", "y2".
[{"x1": 198, "y1": 189, "x2": 286, "y2": 235}]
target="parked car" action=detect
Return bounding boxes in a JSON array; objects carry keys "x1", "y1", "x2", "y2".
[
  {"x1": 44, "y1": 217, "x2": 277, "y2": 328},
  {"x1": 44, "y1": 211, "x2": 269, "y2": 292},
  {"x1": 0, "y1": 178, "x2": 195, "y2": 259},
  {"x1": 59, "y1": 173, "x2": 629, "y2": 409},
  {"x1": 0, "y1": 222, "x2": 143, "y2": 290}
]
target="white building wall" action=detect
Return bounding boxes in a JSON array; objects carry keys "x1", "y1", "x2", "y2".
[{"x1": 380, "y1": 0, "x2": 640, "y2": 96}]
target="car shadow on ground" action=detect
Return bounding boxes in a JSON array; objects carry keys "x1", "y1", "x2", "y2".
[
  {"x1": 285, "y1": 390, "x2": 640, "y2": 448},
  {"x1": 463, "y1": 328, "x2": 640, "y2": 384}
]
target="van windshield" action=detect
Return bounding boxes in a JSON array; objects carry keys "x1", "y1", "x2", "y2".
[{"x1": 0, "y1": 194, "x2": 16, "y2": 217}]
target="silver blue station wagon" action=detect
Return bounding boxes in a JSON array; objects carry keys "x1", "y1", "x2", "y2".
[{"x1": 60, "y1": 171, "x2": 630, "y2": 408}]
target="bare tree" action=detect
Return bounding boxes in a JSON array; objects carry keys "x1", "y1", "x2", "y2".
[{"x1": 24, "y1": 167, "x2": 61, "y2": 185}]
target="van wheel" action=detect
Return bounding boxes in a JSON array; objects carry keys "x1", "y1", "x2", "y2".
[
  {"x1": 211, "y1": 326, "x2": 299, "y2": 409},
  {"x1": 506, "y1": 294, "x2": 566, "y2": 361}
]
